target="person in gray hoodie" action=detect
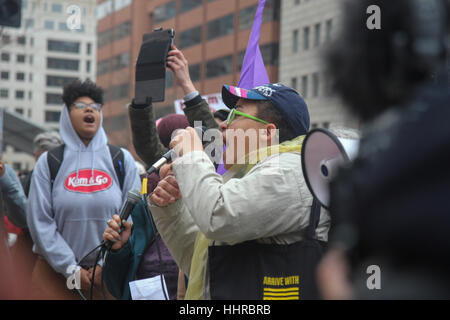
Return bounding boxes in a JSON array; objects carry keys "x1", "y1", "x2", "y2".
[{"x1": 27, "y1": 80, "x2": 141, "y2": 299}]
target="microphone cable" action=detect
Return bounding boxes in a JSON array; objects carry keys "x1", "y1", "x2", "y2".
[{"x1": 74, "y1": 241, "x2": 105, "y2": 300}]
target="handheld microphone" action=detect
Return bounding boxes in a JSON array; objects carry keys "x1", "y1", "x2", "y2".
[
  {"x1": 146, "y1": 126, "x2": 208, "y2": 175},
  {"x1": 105, "y1": 189, "x2": 141, "y2": 249}
]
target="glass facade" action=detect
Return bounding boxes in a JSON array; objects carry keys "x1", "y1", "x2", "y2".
[
  {"x1": 47, "y1": 57, "x2": 80, "y2": 71},
  {"x1": 207, "y1": 14, "x2": 234, "y2": 41},
  {"x1": 180, "y1": 0, "x2": 203, "y2": 14},
  {"x1": 178, "y1": 26, "x2": 202, "y2": 49},
  {"x1": 154, "y1": 1, "x2": 176, "y2": 23},
  {"x1": 48, "y1": 40, "x2": 80, "y2": 53},
  {"x1": 46, "y1": 75, "x2": 78, "y2": 87},
  {"x1": 206, "y1": 55, "x2": 233, "y2": 78},
  {"x1": 46, "y1": 93, "x2": 62, "y2": 105}
]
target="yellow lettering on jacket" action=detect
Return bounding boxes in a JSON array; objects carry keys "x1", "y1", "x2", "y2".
[{"x1": 263, "y1": 277, "x2": 285, "y2": 286}]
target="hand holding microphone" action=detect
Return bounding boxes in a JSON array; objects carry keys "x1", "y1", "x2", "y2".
[
  {"x1": 103, "y1": 189, "x2": 140, "y2": 251},
  {"x1": 149, "y1": 127, "x2": 202, "y2": 207},
  {"x1": 103, "y1": 214, "x2": 132, "y2": 251},
  {"x1": 146, "y1": 126, "x2": 207, "y2": 176}
]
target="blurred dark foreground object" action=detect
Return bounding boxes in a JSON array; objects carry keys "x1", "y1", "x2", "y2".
[{"x1": 329, "y1": 77, "x2": 450, "y2": 299}]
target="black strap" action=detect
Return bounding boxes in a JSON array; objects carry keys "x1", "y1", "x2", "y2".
[
  {"x1": 47, "y1": 144, "x2": 125, "y2": 191},
  {"x1": 108, "y1": 144, "x2": 125, "y2": 191},
  {"x1": 47, "y1": 144, "x2": 65, "y2": 191},
  {"x1": 306, "y1": 198, "x2": 322, "y2": 240}
]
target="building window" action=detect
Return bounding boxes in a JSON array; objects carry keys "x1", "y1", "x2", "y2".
[
  {"x1": 301, "y1": 75, "x2": 308, "y2": 98},
  {"x1": 295, "y1": 0, "x2": 300, "y2": 5},
  {"x1": 103, "y1": 114, "x2": 128, "y2": 132},
  {"x1": 28, "y1": 91, "x2": 32, "y2": 100},
  {"x1": 180, "y1": 0, "x2": 203, "y2": 14},
  {"x1": 1, "y1": 53, "x2": 10, "y2": 62},
  {"x1": 115, "y1": 0, "x2": 132, "y2": 11},
  {"x1": 189, "y1": 63, "x2": 201, "y2": 83},
  {"x1": 59, "y1": 22, "x2": 71, "y2": 32},
  {"x1": 291, "y1": 77, "x2": 297, "y2": 90},
  {"x1": 98, "y1": 29, "x2": 112, "y2": 47},
  {"x1": 105, "y1": 83, "x2": 130, "y2": 102},
  {"x1": 16, "y1": 72, "x2": 25, "y2": 81},
  {"x1": 206, "y1": 55, "x2": 233, "y2": 78},
  {"x1": 323, "y1": 122, "x2": 330, "y2": 129},
  {"x1": 293, "y1": 29, "x2": 299, "y2": 53},
  {"x1": 1, "y1": 71, "x2": 9, "y2": 80},
  {"x1": 238, "y1": 42, "x2": 279, "y2": 70},
  {"x1": 46, "y1": 93, "x2": 62, "y2": 105},
  {"x1": 98, "y1": 21, "x2": 130, "y2": 48},
  {"x1": 238, "y1": 0, "x2": 280, "y2": 31},
  {"x1": 260, "y1": 42, "x2": 279, "y2": 66},
  {"x1": 51, "y1": 3, "x2": 63, "y2": 13},
  {"x1": 178, "y1": 26, "x2": 202, "y2": 49},
  {"x1": 0, "y1": 89, "x2": 8, "y2": 98},
  {"x1": 28, "y1": 108, "x2": 32, "y2": 118},
  {"x1": 17, "y1": 36, "x2": 26, "y2": 45},
  {"x1": 114, "y1": 21, "x2": 130, "y2": 40},
  {"x1": 17, "y1": 54, "x2": 26, "y2": 63},
  {"x1": 44, "y1": 20, "x2": 54, "y2": 30},
  {"x1": 15, "y1": 107, "x2": 24, "y2": 115},
  {"x1": 87, "y1": 43, "x2": 92, "y2": 55},
  {"x1": 113, "y1": 52, "x2": 130, "y2": 70},
  {"x1": 48, "y1": 40, "x2": 80, "y2": 53},
  {"x1": 314, "y1": 23, "x2": 321, "y2": 47},
  {"x1": 46, "y1": 75, "x2": 78, "y2": 87},
  {"x1": 96, "y1": 0, "x2": 113, "y2": 20},
  {"x1": 97, "y1": 60, "x2": 110, "y2": 76},
  {"x1": 16, "y1": 90, "x2": 25, "y2": 99},
  {"x1": 25, "y1": 18, "x2": 34, "y2": 28},
  {"x1": 326, "y1": 19, "x2": 333, "y2": 42},
  {"x1": 86, "y1": 61, "x2": 91, "y2": 73},
  {"x1": 45, "y1": 110, "x2": 61, "y2": 122},
  {"x1": 303, "y1": 26, "x2": 310, "y2": 50},
  {"x1": 312, "y1": 72, "x2": 319, "y2": 97},
  {"x1": 207, "y1": 14, "x2": 234, "y2": 41},
  {"x1": 29, "y1": 73, "x2": 33, "y2": 82},
  {"x1": 47, "y1": 57, "x2": 79, "y2": 71},
  {"x1": 154, "y1": 1, "x2": 176, "y2": 24},
  {"x1": 1, "y1": 34, "x2": 11, "y2": 44}
]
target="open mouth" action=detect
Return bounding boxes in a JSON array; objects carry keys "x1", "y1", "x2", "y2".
[{"x1": 83, "y1": 115, "x2": 95, "y2": 124}]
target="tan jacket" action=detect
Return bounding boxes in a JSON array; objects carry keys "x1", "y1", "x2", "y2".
[{"x1": 149, "y1": 151, "x2": 330, "y2": 299}]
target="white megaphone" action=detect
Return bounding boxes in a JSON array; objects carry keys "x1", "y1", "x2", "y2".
[{"x1": 301, "y1": 128, "x2": 360, "y2": 209}]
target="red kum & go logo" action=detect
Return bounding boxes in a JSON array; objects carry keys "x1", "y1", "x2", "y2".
[{"x1": 64, "y1": 169, "x2": 112, "y2": 193}]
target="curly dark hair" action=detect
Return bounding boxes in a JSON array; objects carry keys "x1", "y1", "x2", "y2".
[
  {"x1": 62, "y1": 79, "x2": 104, "y2": 109},
  {"x1": 325, "y1": 0, "x2": 450, "y2": 122}
]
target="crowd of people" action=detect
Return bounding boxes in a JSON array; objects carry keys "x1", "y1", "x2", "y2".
[{"x1": 0, "y1": 0, "x2": 449, "y2": 300}]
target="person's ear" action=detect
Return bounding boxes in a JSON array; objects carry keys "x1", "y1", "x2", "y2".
[{"x1": 263, "y1": 123, "x2": 277, "y2": 144}]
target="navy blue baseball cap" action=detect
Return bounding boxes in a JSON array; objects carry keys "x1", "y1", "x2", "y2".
[{"x1": 222, "y1": 83, "x2": 310, "y2": 137}]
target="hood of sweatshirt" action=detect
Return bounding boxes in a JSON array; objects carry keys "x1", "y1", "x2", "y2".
[
  {"x1": 60, "y1": 104, "x2": 107, "y2": 151},
  {"x1": 26, "y1": 106, "x2": 141, "y2": 276}
]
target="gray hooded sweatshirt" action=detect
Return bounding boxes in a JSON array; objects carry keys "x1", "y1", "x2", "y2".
[{"x1": 27, "y1": 106, "x2": 141, "y2": 277}]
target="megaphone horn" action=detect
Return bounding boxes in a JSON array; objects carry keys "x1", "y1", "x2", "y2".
[{"x1": 301, "y1": 128, "x2": 360, "y2": 208}]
